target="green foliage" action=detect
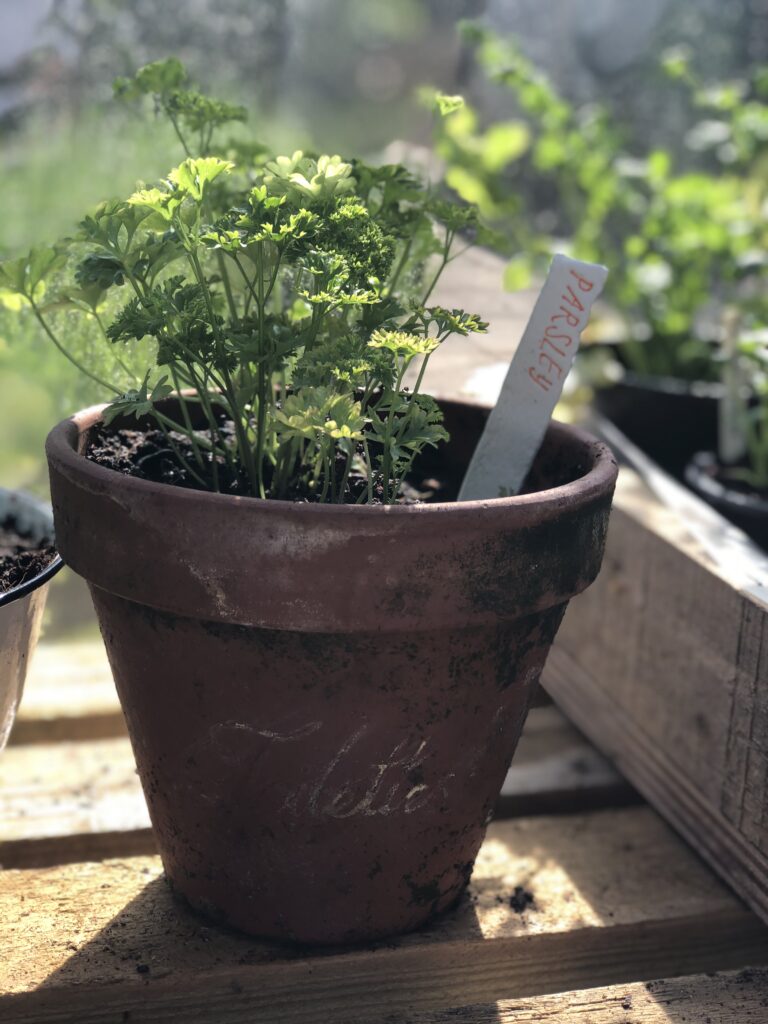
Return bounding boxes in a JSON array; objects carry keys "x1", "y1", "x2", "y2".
[
  {"x1": 1, "y1": 62, "x2": 487, "y2": 504},
  {"x1": 0, "y1": 248, "x2": 65, "y2": 302},
  {"x1": 114, "y1": 59, "x2": 247, "y2": 156},
  {"x1": 432, "y1": 24, "x2": 768, "y2": 383}
]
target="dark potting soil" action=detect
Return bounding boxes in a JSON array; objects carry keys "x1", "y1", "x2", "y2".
[
  {"x1": 0, "y1": 520, "x2": 57, "y2": 594},
  {"x1": 86, "y1": 423, "x2": 456, "y2": 504}
]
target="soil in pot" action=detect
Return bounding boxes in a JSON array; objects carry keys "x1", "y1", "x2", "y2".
[
  {"x1": 47, "y1": 397, "x2": 617, "y2": 945},
  {"x1": 684, "y1": 451, "x2": 768, "y2": 550},
  {"x1": 0, "y1": 519, "x2": 57, "y2": 594},
  {"x1": 84, "y1": 401, "x2": 581, "y2": 505},
  {"x1": 86, "y1": 420, "x2": 459, "y2": 504}
]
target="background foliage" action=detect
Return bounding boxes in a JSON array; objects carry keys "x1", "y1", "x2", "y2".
[
  {"x1": 431, "y1": 24, "x2": 768, "y2": 382},
  {"x1": 4, "y1": 0, "x2": 768, "y2": 490}
]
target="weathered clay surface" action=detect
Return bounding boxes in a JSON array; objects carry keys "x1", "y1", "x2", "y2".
[{"x1": 46, "y1": 398, "x2": 617, "y2": 943}]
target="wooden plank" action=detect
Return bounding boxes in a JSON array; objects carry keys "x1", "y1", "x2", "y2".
[
  {"x1": 11, "y1": 641, "x2": 126, "y2": 745},
  {"x1": 497, "y1": 705, "x2": 637, "y2": 817},
  {"x1": 423, "y1": 245, "x2": 535, "y2": 404},
  {"x1": 543, "y1": 458, "x2": 768, "y2": 927},
  {"x1": 0, "y1": 737, "x2": 153, "y2": 868},
  {"x1": 367, "y1": 968, "x2": 768, "y2": 1023},
  {"x1": 2, "y1": 808, "x2": 766, "y2": 1022},
  {"x1": 0, "y1": 706, "x2": 632, "y2": 870}
]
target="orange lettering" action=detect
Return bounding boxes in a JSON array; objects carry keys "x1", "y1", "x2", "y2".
[
  {"x1": 556, "y1": 307, "x2": 580, "y2": 328},
  {"x1": 540, "y1": 335, "x2": 566, "y2": 357},
  {"x1": 539, "y1": 352, "x2": 563, "y2": 378},
  {"x1": 570, "y1": 268, "x2": 595, "y2": 292},
  {"x1": 561, "y1": 286, "x2": 585, "y2": 313},
  {"x1": 529, "y1": 367, "x2": 552, "y2": 392},
  {"x1": 545, "y1": 326, "x2": 573, "y2": 347}
]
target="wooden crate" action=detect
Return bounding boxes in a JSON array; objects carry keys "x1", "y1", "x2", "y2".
[
  {"x1": 543, "y1": 421, "x2": 768, "y2": 931},
  {"x1": 424, "y1": 244, "x2": 768, "y2": 937},
  {"x1": 2, "y1": 640, "x2": 768, "y2": 1022}
]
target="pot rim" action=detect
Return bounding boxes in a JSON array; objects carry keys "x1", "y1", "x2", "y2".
[
  {"x1": 686, "y1": 450, "x2": 768, "y2": 515},
  {"x1": 0, "y1": 554, "x2": 63, "y2": 609},
  {"x1": 46, "y1": 399, "x2": 617, "y2": 519},
  {"x1": 0, "y1": 487, "x2": 63, "y2": 608},
  {"x1": 600, "y1": 372, "x2": 724, "y2": 400}
]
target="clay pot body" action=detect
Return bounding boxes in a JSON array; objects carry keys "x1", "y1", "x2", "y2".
[
  {"x1": 685, "y1": 451, "x2": 768, "y2": 551},
  {"x1": 46, "y1": 399, "x2": 617, "y2": 944},
  {"x1": 0, "y1": 489, "x2": 62, "y2": 750}
]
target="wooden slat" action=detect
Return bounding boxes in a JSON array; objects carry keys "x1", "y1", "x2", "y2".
[
  {"x1": 0, "y1": 737, "x2": 153, "y2": 868},
  {"x1": 423, "y1": 245, "x2": 534, "y2": 403},
  {"x1": 367, "y1": 968, "x2": 768, "y2": 1023},
  {"x1": 2, "y1": 808, "x2": 766, "y2": 1023},
  {"x1": 12, "y1": 642, "x2": 126, "y2": 744},
  {"x1": 543, "y1": 462, "x2": 768, "y2": 926},
  {"x1": 497, "y1": 705, "x2": 636, "y2": 817},
  {"x1": 0, "y1": 706, "x2": 633, "y2": 870}
]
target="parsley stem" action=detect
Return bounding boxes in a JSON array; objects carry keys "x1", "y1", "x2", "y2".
[
  {"x1": 166, "y1": 109, "x2": 193, "y2": 159},
  {"x1": 169, "y1": 365, "x2": 206, "y2": 470},
  {"x1": 386, "y1": 236, "x2": 413, "y2": 297},
  {"x1": 216, "y1": 251, "x2": 239, "y2": 321},
  {"x1": 155, "y1": 415, "x2": 211, "y2": 490}
]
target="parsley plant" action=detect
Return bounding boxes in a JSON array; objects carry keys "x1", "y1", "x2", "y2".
[{"x1": 0, "y1": 60, "x2": 487, "y2": 503}]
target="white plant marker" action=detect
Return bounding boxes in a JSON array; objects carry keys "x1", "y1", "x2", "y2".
[{"x1": 458, "y1": 254, "x2": 608, "y2": 501}]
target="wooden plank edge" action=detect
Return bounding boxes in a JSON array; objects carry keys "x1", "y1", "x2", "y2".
[
  {"x1": 9, "y1": 712, "x2": 127, "y2": 746},
  {"x1": 494, "y1": 779, "x2": 640, "y2": 820},
  {"x1": 352, "y1": 966, "x2": 768, "y2": 1023},
  {"x1": 1, "y1": 912, "x2": 765, "y2": 1024},
  {"x1": 4, "y1": 807, "x2": 767, "y2": 1020},
  {"x1": 0, "y1": 829, "x2": 156, "y2": 871},
  {"x1": 544, "y1": 644, "x2": 768, "y2": 925}
]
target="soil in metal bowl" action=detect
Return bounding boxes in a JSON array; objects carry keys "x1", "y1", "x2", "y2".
[{"x1": 0, "y1": 519, "x2": 57, "y2": 595}]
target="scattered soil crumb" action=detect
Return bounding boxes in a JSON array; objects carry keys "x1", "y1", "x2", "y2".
[{"x1": 508, "y1": 886, "x2": 535, "y2": 913}]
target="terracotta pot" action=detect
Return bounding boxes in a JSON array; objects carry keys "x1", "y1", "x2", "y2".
[
  {"x1": 46, "y1": 398, "x2": 617, "y2": 944},
  {"x1": 0, "y1": 489, "x2": 62, "y2": 750},
  {"x1": 685, "y1": 451, "x2": 768, "y2": 551}
]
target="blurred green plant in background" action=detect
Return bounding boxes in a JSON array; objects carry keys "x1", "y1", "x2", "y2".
[
  {"x1": 735, "y1": 336, "x2": 768, "y2": 489},
  {"x1": 0, "y1": 0, "x2": 480, "y2": 494},
  {"x1": 0, "y1": 112, "x2": 186, "y2": 490},
  {"x1": 427, "y1": 23, "x2": 768, "y2": 384},
  {"x1": 6, "y1": 2, "x2": 768, "y2": 494}
]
